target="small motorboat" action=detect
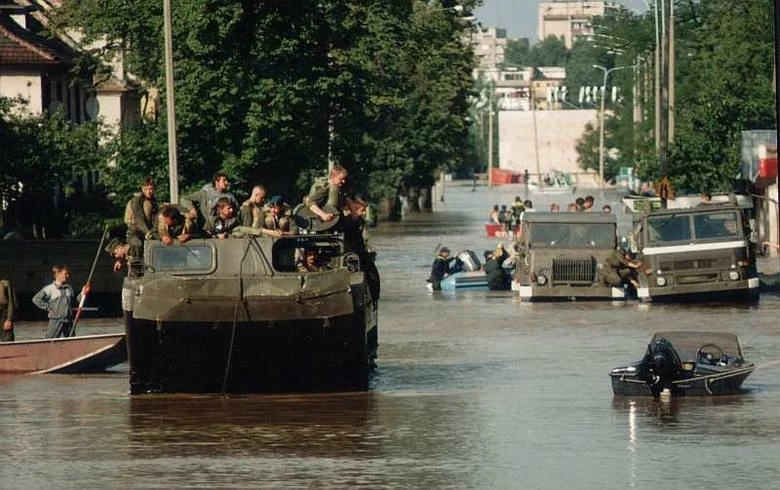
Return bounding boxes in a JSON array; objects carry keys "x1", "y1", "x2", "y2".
[
  {"x1": 610, "y1": 331, "x2": 755, "y2": 397},
  {"x1": 0, "y1": 333, "x2": 127, "y2": 374}
]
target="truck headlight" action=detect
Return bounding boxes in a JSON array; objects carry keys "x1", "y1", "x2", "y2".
[
  {"x1": 728, "y1": 271, "x2": 740, "y2": 281},
  {"x1": 536, "y1": 274, "x2": 548, "y2": 286},
  {"x1": 656, "y1": 277, "x2": 667, "y2": 287}
]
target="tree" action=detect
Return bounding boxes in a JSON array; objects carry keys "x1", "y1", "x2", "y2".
[
  {"x1": 0, "y1": 98, "x2": 108, "y2": 236},
  {"x1": 504, "y1": 38, "x2": 530, "y2": 67}
]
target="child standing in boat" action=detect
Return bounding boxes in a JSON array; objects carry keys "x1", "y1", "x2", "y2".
[{"x1": 32, "y1": 265, "x2": 91, "y2": 338}]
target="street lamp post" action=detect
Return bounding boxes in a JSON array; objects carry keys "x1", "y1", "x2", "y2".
[{"x1": 592, "y1": 64, "x2": 631, "y2": 189}]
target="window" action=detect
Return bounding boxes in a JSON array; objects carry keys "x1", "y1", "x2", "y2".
[
  {"x1": 151, "y1": 244, "x2": 215, "y2": 274},
  {"x1": 693, "y1": 211, "x2": 741, "y2": 240},
  {"x1": 646, "y1": 215, "x2": 692, "y2": 244},
  {"x1": 272, "y1": 236, "x2": 343, "y2": 272}
]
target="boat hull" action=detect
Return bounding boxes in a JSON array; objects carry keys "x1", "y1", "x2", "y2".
[
  {"x1": 0, "y1": 333, "x2": 127, "y2": 374},
  {"x1": 611, "y1": 365, "x2": 755, "y2": 396}
]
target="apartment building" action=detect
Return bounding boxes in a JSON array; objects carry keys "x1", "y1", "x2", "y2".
[{"x1": 538, "y1": 1, "x2": 617, "y2": 48}]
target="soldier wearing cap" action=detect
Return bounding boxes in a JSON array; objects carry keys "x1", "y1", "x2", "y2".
[
  {"x1": 427, "y1": 246, "x2": 456, "y2": 291},
  {"x1": 104, "y1": 237, "x2": 142, "y2": 275},
  {"x1": 262, "y1": 195, "x2": 298, "y2": 237}
]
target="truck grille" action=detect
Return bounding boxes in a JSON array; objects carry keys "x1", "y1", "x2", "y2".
[
  {"x1": 659, "y1": 257, "x2": 731, "y2": 272},
  {"x1": 551, "y1": 257, "x2": 595, "y2": 285}
]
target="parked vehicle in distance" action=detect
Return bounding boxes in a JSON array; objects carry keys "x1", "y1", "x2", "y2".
[
  {"x1": 633, "y1": 202, "x2": 759, "y2": 302},
  {"x1": 610, "y1": 331, "x2": 755, "y2": 397},
  {"x1": 512, "y1": 212, "x2": 625, "y2": 301}
]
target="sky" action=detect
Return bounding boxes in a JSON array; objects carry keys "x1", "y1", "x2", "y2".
[{"x1": 474, "y1": 0, "x2": 649, "y2": 40}]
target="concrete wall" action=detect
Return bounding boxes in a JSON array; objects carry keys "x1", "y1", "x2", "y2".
[{"x1": 498, "y1": 109, "x2": 599, "y2": 186}]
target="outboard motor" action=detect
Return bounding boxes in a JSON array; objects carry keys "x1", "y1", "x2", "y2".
[
  {"x1": 648, "y1": 338, "x2": 682, "y2": 396},
  {"x1": 456, "y1": 250, "x2": 481, "y2": 272}
]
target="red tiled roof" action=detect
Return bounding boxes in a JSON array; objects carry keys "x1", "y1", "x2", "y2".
[{"x1": 0, "y1": 12, "x2": 72, "y2": 66}]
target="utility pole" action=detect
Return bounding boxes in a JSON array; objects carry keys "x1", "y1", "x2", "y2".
[
  {"x1": 163, "y1": 0, "x2": 179, "y2": 203},
  {"x1": 773, "y1": 0, "x2": 780, "y2": 264},
  {"x1": 659, "y1": 0, "x2": 670, "y2": 178},
  {"x1": 668, "y1": 0, "x2": 675, "y2": 142},
  {"x1": 531, "y1": 70, "x2": 542, "y2": 188},
  {"x1": 653, "y1": 1, "x2": 661, "y2": 154},
  {"x1": 488, "y1": 79, "x2": 494, "y2": 187}
]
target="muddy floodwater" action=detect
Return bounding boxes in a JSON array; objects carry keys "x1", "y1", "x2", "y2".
[{"x1": 2, "y1": 184, "x2": 779, "y2": 489}]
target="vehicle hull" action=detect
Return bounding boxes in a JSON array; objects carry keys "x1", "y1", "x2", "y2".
[{"x1": 126, "y1": 311, "x2": 376, "y2": 394}]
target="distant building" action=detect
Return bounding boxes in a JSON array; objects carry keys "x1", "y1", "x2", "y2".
[
  {"x1": 538, "y1": 1, "x2": 618, "y2": 49},
  {"x1": 472, "y1": 26, "x2": 507, "y2": 81},
  {"x1": 495, "y1": 66, "x2": 568, "y2": 111}
]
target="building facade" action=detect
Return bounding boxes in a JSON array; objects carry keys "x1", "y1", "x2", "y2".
[{"x1": 538, "y1": 1, "x2": 617, "y2": 49}]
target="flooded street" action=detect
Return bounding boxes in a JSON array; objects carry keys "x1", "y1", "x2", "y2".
[{"x1": 2, "y1": 184, "x2": 780, "y2": 489}]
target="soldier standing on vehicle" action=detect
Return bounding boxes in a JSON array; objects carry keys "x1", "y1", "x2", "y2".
[
  {"x1": 0, "y1": 277, "x2": 15, "y2": 342},
  {"x1": 181, "y1": 171, "x2": 239, "y2": 225},
  {"x1": 124, "y1": 177, "x2": 158, "y2": 250},
  {"x1": 32, "y1": 265, "x2": 91, "y2": 338},
  {"x1": 240, "y1": 185, "x2": 267, "y2": 228}
]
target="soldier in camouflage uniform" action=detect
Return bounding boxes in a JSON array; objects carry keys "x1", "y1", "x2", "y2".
[
  {"x1": 124, "y1": 177, "x2": 159, "y2": 250},
  {"x1": 240, "y1": 185, "x2": 267, "y2": 228},
  {"x1": 181, "y1": 171, "x2": 239, "y2": 227},
  {"x1": 1, "y1": 277, "x2": 15, "y2": 342},
  {"x1": 159, "y1": 205, "x2": 200, "y2": 245},
  {"x1": 262, "y1": 195, "x2": 298, "y2": 236},
  {"x1": 104, "y1": 237, "x2": 142, "y2": 276}
]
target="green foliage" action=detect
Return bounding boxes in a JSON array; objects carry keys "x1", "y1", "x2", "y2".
[
  {"x1": 572, "y1": 0, "x2": 775, "y2": 193},
  {"x1": 47, "y1": 0, "x2": 476, "y2": 214},
  {"x1": 526, "y1": 36, "x2": 569, "y2": 67},
  {"x1": 0, "y1": 98, "x2": 108, "y2": 236},
  {"x1": 504, "y1": 38, "x2": 530, "y2": 66}
]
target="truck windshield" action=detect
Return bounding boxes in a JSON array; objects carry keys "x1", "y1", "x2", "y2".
[
  {"x1": 529, "y1": 223, "x2": 616, "y2": 248},
  {"x1": 646, "y1": 215, "x2": 691, "y2": 244},
  {"x1": 693, "y1": 211, "x2": 741, "y2": 239}
]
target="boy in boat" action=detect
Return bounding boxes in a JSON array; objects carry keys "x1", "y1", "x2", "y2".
[
  {"x1": 32, "y1": 265, "x2": 91, "y2": 338},
  {"x1": 0, "y1": 277, "x2": 15, "y2": 342}
]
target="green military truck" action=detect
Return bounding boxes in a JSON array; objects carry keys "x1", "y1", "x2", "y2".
[
  {"x1": 512, "y1": 212, "x2": 626, "y2": 301},
  {"x1": 634, "y1": 202, "x2": 759, "y2": 303}
]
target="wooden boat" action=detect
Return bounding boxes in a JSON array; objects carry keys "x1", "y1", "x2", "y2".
[
  {"x1": 0, "y1": 333, "x2": 127, "y2": 374},
  {"x1": 610, "y1": 331, "x2": 755, "y2": 397}
]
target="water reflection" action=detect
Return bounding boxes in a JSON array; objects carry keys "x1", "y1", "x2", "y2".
[{"x1": 128, "y1": 393, "x2": 377, "y2": 458}]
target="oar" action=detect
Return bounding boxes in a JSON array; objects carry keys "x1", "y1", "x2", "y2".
[{"x1": 71, "y1": 225, "x2": 109, "y2": 336}]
